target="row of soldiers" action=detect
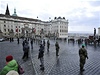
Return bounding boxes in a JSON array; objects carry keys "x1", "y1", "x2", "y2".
[
  {"x1": 22, "y1": 38, "x2": 88, "y2": 72},
  {"x1": 38, "y1": 40, "x2": 60, "y2": 71}
]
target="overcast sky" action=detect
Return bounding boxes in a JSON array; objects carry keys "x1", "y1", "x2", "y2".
[{"x1": 0, "y1": 0, "x2": 100, "y2": 34}]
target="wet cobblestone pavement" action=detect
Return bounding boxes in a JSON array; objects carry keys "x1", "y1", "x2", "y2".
[
  {"x1": 0, "y1": 40, "x2": 35, "y2": 75},
  {"x1": 0, "y1": 39, "x2": 100, "y2": 75},
  {"x1": 31, "y1": 39, "x2": 100, "y2": 75}
]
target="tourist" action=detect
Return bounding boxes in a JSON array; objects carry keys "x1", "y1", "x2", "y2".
[
  {"x1": 55, "y1": 41, "x2": 60, "y2": 56},
  {"x1": 22, "y1": 41, "x2": 29, "y2": 60},
  {"x1": 0, "y1": 55, "x2": 18, "y2": 75},
  {"x1": 6, "y1": 70, "x2": 19, "y2": 75},
  {"x1": 38, "y1": 44, "x2": 45, "y2": 71},
  {"x1": 43, "y1": 39, "x2": 45, "y2": 46},
  {"x1": 30, "y1": 39, "x2": 33, "y2": 49},
  {"x1": 47, "y1": 40, "x2": 50, "y2": 52}
]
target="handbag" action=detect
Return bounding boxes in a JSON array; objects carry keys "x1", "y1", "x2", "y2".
[{"x1": 18, "y1": 63, "x2": 25, "y2": 74}]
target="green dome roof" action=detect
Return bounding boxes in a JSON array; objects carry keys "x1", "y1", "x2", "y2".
[
  {"x1": 12, "y1": 8, "x2": 17, "y2": 16},
  {"x1": 12, "y1": 13, "x2": 17, "y2": 16}
]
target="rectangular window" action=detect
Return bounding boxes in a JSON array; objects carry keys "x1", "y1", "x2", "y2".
[
  {"x1": 4, "y1": 21, "x2": 6, "y2": 23},
  {"x1": 8, "y1": 29, "x2": 9, "y2": 32},
  {"x1": 4, "y1": 25, "x2": 6, "y2": 27},
  {"x1": 4, "y1": 29, "x2": 6, "y2": 32}
]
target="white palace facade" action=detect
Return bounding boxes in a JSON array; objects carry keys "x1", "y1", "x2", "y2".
[{"x1": 0, "y1": 5, "x2": 68, "y2": 39}]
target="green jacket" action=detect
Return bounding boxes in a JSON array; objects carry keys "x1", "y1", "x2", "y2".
[{"x1": 0, "y1": 60, "x2": 18, "y2": 75}]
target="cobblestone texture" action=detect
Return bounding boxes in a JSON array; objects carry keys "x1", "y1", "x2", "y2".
[
  {"x1": 1, "y1": 39, "x2": 100, "y2": 75},
  {"x1": 0, "y1": 39, "x2": 35, "y2": 75},
  {"x1": 31, "y1": 39, "x2": 100, "y2": 75}
]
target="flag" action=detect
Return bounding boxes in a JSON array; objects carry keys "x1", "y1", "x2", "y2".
[
  {"x1": 33, "y1": 28, "x2": 36, "y2": 33},
  {"x1": 32, "y1": 28, "x2": 36, "y2": 33},
  {"x1": 16, "y1": 28, "x2": 18, "y2": 32}
]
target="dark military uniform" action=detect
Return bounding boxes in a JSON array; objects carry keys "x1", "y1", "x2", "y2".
[
  {"x1": 55, "y1": 42, "x2": 60, "y2": 56},
  {"x1": 79, "y1": 46, "x2": 88, "y2": 71}
]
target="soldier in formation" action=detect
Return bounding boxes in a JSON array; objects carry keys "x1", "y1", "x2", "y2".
[{"x1": 79, "y1": 44, "x2": 88, "y2": 72}]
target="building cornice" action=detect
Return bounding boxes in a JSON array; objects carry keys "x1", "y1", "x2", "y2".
[{"x1": 0, "y1": 14, "x2": 41, "y2": 22}]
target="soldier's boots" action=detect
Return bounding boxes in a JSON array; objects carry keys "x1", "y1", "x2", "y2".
[
  {"x1": 80, "y1": 68, "x2": 85, "y2": 72},
  {"x1": 40, "y1": 67, "x2": 45, "y2": 71},
  {"x1": 40, "y1": 65, "x2": 45, "y2": 71}
]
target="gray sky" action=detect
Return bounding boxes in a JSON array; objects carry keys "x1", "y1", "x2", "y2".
[{"x1": 0, "y1": 0, "x2": 100, "y2": 34}]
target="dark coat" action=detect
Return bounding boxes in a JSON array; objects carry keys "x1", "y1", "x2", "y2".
[
  {"x1": 23, "y1": 44, "x2": 29, "y2": 53},
  {"x1": 55, "y1": 42, "x2": 60, "y2": 50},
  {"x1": 38, "y1": 50, "x2": 44, "y2": 59},
  {"x1": 38, "y1": 46, "x2": 44, "y2": 59}
]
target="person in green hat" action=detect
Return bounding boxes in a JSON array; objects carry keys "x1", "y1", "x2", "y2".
[{"x1": 79, "y1": 44, "x2": 88, "y2": 72}]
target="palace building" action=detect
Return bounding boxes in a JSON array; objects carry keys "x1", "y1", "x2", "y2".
[{"x1": 0, "y1": 4, "x2": 69, "y2": 39}]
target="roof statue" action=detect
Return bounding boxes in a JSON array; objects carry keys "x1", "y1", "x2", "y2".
[{"x1": 12, "y1": 8, "x2": 17, "y2": 16}]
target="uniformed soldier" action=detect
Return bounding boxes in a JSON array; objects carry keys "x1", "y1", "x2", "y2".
[
  {"x1": 79, "y1": 44, "x2": 88, "y2": 72},
  {"x1": 55, "y1": 41, "x2": 60, "y2": 56}
]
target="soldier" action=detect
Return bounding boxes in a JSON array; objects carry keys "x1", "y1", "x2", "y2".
[
  {"x1": 47, "y1": 40, "x2": 50, "y2": 52},
  {"x1": 55, "y1": 41, "x2": 60, "y2": 56},
  {"x1": 79, "y1": 44, "x2": 88, "y2": 72}
]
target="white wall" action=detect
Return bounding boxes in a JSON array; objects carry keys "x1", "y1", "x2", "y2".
[{"x1": 98, "y1": 27, "x2": 100, "y2": 36}]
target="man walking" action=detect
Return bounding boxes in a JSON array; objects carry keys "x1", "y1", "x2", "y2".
[
  {"x1": 43, "y1": 39, "x2": 45, "y2": 46},
  {"x1": 47, "y1": 40, "x2": 50, "y2": 52},
  {"x1": 55, "y1": 41, "x2": 60, "y2": 56},
  {"x1": 30, "y1": 39, "x2": 33, "y2": 49},
  {"x1": 38, "y1": 44, "x2": 45, "y2": 71},
  {"x1": 17, "y1": 37, "x2": 19, "y2": 44},
  {"x1": 22, "y1": 40, "x2": 29, "y2": 60},
  {"x1": 79, "y1": 44, "x2": 88, "y2": 72}
]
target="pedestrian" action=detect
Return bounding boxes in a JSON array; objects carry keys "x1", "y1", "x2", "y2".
[
  {"x1": 22, "y1": 39, "x2": 28, "y2": 47},
  {"x1": 22, "y1": 42, "x2": 29, "y2": 60},
  {"x1": 10, "y1": 38, "x2": 11, "y2": 42},
  {"x1": 55, "y1": 41, "x2": 60, "y2": 56},
  {"x1": 6, "y1": 70, "x2": 19, "y2": 75},
  {"x1": 47, "y1": 40, "x2": 50, "y2": 52},
  {"x1": 30, "y1": 39, "x2": 33, "y2": 49},
  {"x1": 43, "y1": 39, "x2": 45, "y2": 46},
  {"x1": 79, "y1": 44, "x2": 88, "y2": 72},
  {"x1": 17, "y1": 37, "x2": 19, "y2": 44},
  {"x1": 38, "y1": 44, "x2": 45, "y2": 71},
  {"x1": 0, "y1": 55, "x2": 18, "y2": 75}
]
